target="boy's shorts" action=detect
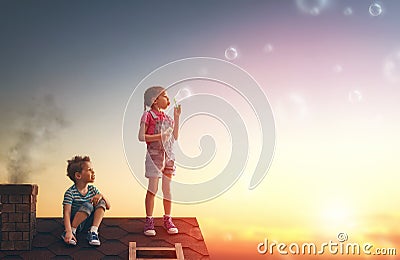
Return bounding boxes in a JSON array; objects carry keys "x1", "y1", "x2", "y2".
[
  {"x1": 73, "y1": 200, "x2": 107, "y2": 232},
  {"x1": 145, "y1": 149, "x2": 175, "y2": 178}
]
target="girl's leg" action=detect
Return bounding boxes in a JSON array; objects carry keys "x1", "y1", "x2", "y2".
[
  {"x1": 162, "y1": 173, "x2": 172, "y2": 215},
  {"x1": 162, "y1": 173, "x2": 178, "y2": 234},
  {"x1": 145, "y1": 177, "x2": 159, "y2": 216},
  {"x1": 144, "y1": 178, "x2": 159, "y2": 236}
]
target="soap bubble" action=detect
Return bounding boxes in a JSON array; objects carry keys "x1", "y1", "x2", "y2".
[
  {"x1": 343, "y1": 7, "x2": 353, "y2": 16},
  {"x1": 383, "y1": 50, "x2": 400, "y2": 83},
  {"x1": 225, "y1": 47, "x2": 238, "y2": 60},
  {"x1": 263, "y1": 44, "x2": 274, "y2": 54},
  {"x1": 333, "y1": 65, "x2": 343, "y2": 73},
  {"x1": 310, "y1": 7, "x2": 320, "y2": 16},
  {"x1": 174, "y1": 88, "x2": 192, "y2": 105},
  {"x1": 223, "y1": 233, "x2": 233, "y2": 241},
  {"x1": 197, "y1": 67, "x2": 209, "y2": 76},
  {"x1": 369, "y1": 3, "x2": 382, "y2": 16},
  {"x1": 296, "y1": 0, "x2": 328, "y2": 16},
  {"x1": 276, "y1": 93, "x2": 308, "y2": 121},
  {"x1": 348, "y1": 90, "x2": 362, "y2": 103}
]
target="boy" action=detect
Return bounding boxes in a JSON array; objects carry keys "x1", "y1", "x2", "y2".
[{"x1": 61, "y1": 156, "x2": 111, "y2": 246}]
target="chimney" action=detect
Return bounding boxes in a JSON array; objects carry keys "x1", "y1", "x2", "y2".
[{"x1": 0, "y1": 184, "x2": 38, "y2": 250}]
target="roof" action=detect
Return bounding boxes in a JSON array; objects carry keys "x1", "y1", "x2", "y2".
[{"x1": 0, "y1": 217, "x2": 210, "y2": 260}]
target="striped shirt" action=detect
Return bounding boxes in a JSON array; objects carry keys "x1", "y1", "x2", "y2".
[{"x1": 63, "y1": 184, "x2": 100, "y2": 216}]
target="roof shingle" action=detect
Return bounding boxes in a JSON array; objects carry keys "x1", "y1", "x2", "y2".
[{"x1": 0, "y1": 217, "x2": 210, "y2": 260}]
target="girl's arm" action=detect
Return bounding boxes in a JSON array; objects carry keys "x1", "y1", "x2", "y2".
[
  {"x1": 173, "y1": 105, "x2": 181, "y2": 140},
  {"x1": 138, "y1": 122, "x2": 166, "y2": 142}
]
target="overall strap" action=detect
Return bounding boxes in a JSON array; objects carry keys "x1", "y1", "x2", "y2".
[
  {"x1": 147, "y1": 110, "x2": 162, "y2": 150},
  {"x1": 149, "y1": 110, "x2": 158, "y2": 119}
]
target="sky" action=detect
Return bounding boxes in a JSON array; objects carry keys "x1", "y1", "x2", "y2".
[{"x1": 1, "y1": 0, "x2": 400, "y2": 259}]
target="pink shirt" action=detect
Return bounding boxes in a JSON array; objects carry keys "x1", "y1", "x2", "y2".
[{"x1": 140, "y1": 109, "x2": 173, "y2": 145}]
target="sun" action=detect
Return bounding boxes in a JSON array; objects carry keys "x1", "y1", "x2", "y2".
[{"x1": 320, "y1": 199, "x2": 357, "y2": 234}]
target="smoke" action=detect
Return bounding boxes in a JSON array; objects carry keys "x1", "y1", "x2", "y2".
[{"x1": 7, "y1": 94, "x2": 68, "y2": 183}]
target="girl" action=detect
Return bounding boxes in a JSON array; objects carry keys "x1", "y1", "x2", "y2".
[{"x1": 138, "y1": 86, "x2": 181, "y2": 236}]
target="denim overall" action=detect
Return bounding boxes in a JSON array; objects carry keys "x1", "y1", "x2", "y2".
[{"x1": 147, "y1": 110, "x2": 175, "y2": 175}]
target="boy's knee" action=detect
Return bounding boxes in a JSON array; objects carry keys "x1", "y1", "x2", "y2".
[
  {"x1": 78, "y1": 202, "x2": 94, "y2": 216},
  {"x1": 95, "y1": 199, "x2": 107, "y2": 212}
]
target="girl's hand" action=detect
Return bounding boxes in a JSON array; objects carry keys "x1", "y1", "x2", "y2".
[
  {"x1": 162, "y1": 128, "x2": 173, "y2": 142},
  {"x1": 174, "y1": 104, "x2": 181, "y2": 119}
]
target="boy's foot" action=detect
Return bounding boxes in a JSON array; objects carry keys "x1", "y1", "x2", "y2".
[
  {"x1": 163, "y1": 215, "x2": 178, "y2": 235},
  {"x1": 144, "y1": 217, "x2": 156, "y2": 236},
  {"x1": 87, "y1": 231, "x2": 101, "y2": 246},
  {"x1": 61, "y1": 231, "x2": 77, "y2": 246}
]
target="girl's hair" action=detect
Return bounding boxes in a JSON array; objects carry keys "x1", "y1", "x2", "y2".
[{"x1": 144, "y1": 86, "x2": 165, "y2": 110}]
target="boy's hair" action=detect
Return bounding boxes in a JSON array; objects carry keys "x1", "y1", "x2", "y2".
[
  {"x1": 144, "y1": 86, "x2": 165, "y2": 110},
  {"x1": 66, "y1": 156, "x2": 91, "y2": 182}
]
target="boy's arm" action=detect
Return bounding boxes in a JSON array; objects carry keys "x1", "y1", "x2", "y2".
[
  {"x1": 63, "y1": 204, "x2": 73, "y2": 231},
  {"x1": 62, "y1": 204, "x2": 76, "y2": 242},
  {"x1": 91, "y1": 193, "x2": 111, "y2": 210},
  {"x1": 101, "y1": 193, "x2": 111, "y2": 210}
]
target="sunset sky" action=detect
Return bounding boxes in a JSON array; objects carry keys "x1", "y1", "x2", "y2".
[{"x1": 1, "y1": 0, "x2": 400, "y2": 259}]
